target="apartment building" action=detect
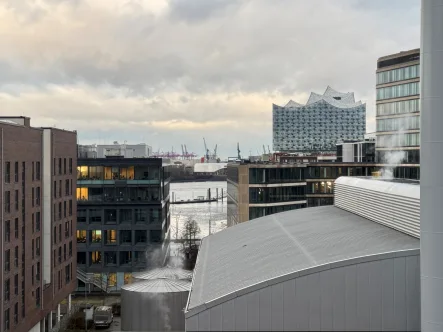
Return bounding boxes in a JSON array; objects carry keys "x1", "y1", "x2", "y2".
[
  {"x1": 76, "y1": 155, "x2": 171, "y2": 292},
  {"x1": 0, "y1": 117, "x2": 77, "y2": 332}
]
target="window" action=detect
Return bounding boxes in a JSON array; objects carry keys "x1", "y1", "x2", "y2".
[
  {"x1": 59, "y1": 180, "x2": 62, "y2": 198},
  {"x1": 36, "y1": 212, "x2": 40, "y2": 231},
  {"x1": 36, "y1": 287, "x2": 41, "y2": 308},
  {"x1": 5, "y1": 249, "x2": 10, "y2": 272},
  {"x1": 89, "y1": 209, "x2": 102, "y2": 223},
  {"x1": 108, "y1": 273, "x2": 117, "y2": 287},
  {"x1": 120, "y1": 209, "x2": 132, "y2": 223},
  {"x1": 5, "y1": 220, "x2": 10, "y2": 243},
  {"x1": 13, "y1": 303, "x2": 17, "y2": 325},
  {"x1": 32, "y1": 239, "x2": 34, "y2": 259},
  {"x1": 4, "y1": 279, "x2": 10, "y2": 301},
  {"x1": 5, "y1": 162, "x2": 10, "y2": 183},
  {"x1": 36, "y1": 262, "x2": 40, "y2": 281},
  {"x1": 377, "y1": 64, "x2": 419, "y2": 84},
  {"x1": 104, "y1": 209, "x2": 117, "y2": 224},
  {"x1": 36, "y1": 237, "x2": 40, "y2": 257},
  {"x1": 69, "y1": 241, "x2": 72, "y2": 257},
  {"x1": 36, "y1": 161, "x2": 40, "y2": 180},
  {"x1": 64, "y1": 201, "x2": 67, "y2": 218},
  {"x1": 124, "y1": 273, "x2": 132, "y2": 284},
  {"x1": 376, "y1": 82, "x2": 419, "y2": 100},
  {"x1": 59, "y1": 224, "x2": 62, "y2": 242},
  {"x1": 135, "y1": 209, "x2": 147, "y2": 223},
  {"x1": 135, "y1": 230, "x2": 147, "y2": 244},
  {"x1": 120, "y1": 230, "x2": 132, "y2": 245},
  {"x1": 4, "y1": 191, "x2": 10, "y2": 213},
  {"x1": 77, "y1": 209, "x2": 86, "y2": 223},
  {"x1": 91, "y1": 251, "x2": 101, "y2": 264},
  {"x1": 14, "y1": 162, "x2": 18, "y2": 182},
  {"x1": 65, "y1": 221, "x2": 69, "y2": 238},
  {"x1": 70, "y1": 179, "x2": 73, "y2": 195},
  {"x1": 64, "y1": 244, "x2": 66, "y2": 261},
  {"x1": 65, "y1": 264, "x2": 70, "y2": 284},
  {"x1": 14, "y1": 247, "x2": 18, "y2": 268},
  {"x1": 13, "y1": 275, "x2": 18, "y2": 296},
  {"x1": 32, "y1": 265, "x2": 34, "y2": 285},
  {"x1": 54, "y1": 181, "x2": 57, "y2": 198},
  {"x1": 59, "y1": 202, "x2": 62, "y2": 220},
  {"x1": 69, "y1": 158, "x2": 72, "y2": 174},
  {"x1": 77, "y1": 252, "x2": 86, "y2": 265},
  {"x1": 69, "y1": 200, "x2": 72, "y2": 216},
  {"x1": 90, "y1": 230, "x2": 102, "y2": 243},
  {"x1": 36, "y1": 187, "x2": 40, "y2": 206},
  {"x1": 65, "y1": 179, "x2": 69, "y2": 196},
  {"x1": 104, "y1": 230, "x2": 117, "y2": 245},
  {"x1": 77, "y1": 230, "x2": 86, "y2": 243},
  {"x1": 14, "y1": 190, "x2": 18, "y2": 211},
  {"x1": 64, "y1": 158, "x2": 66, "y2": 175},
  {"x1": 104, "y1": 252, "x2": 117, "y2": 266},
  {"x1": 14, "y1": 218, "x2": 18, "y2": 239},
  {"x1": 4, "y1": 308, "x2": 9, "y2": 331},
  {"x1": 32, "y1": 188, "x2": 34, "y2": 207},
  {"x1": 58, "y1": 158, "x2": 62, "y2": 175},
  {"x1": 58, "y1": 247, "x2": 62, "y2": 263},
  {"x1": 53, "y1": 226, "x2": 57, "y2": 244},
  {"x1": 150, "y1": 230, "x2": 162, "y2": 243}
]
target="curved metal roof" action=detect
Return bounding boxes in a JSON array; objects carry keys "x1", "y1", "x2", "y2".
[
  {"x1": 186, "y1": 205, "x2": 419, "y2": 313},
  {"x1": 132, "y1": 267, "x2": 192, "y2": 281},
  {"x1": 122, "y1": 279, "x2": 191, "y2": 293}
]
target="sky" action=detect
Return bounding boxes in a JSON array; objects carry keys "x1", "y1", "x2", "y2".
[{"x1": 0, "y1": 0, "x2": 420, "y2": 159}]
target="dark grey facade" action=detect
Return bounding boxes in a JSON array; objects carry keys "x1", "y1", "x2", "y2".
[{"x1": 76, "y1": 157, "x2": 170, "y2": 291}]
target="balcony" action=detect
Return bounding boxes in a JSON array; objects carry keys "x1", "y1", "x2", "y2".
[{"x1": 77, "y1": 187, "x2": 161, "y2": 204}]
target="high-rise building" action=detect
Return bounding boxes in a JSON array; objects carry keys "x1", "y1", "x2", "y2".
[
  {"x1": 75, "y1": 154, "x2": 171, "y2": 292},
  {"x1": 376, "y1": 49, "x2": 420, "y2": 164},
  {"x1": 273, "y1": 87, "x2": 366, "y2": 153},
  {"x1": 0, "y1": 117, "x2": 77, "y2": 332}
]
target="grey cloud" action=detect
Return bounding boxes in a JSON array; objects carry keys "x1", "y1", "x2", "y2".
[{"x1": 167, "y1": 0, "x2": 242, "y2": 22}]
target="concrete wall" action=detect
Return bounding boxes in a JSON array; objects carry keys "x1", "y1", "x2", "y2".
[{"x1": 186, "y1": 253, "x2": 420, "y2": 331}]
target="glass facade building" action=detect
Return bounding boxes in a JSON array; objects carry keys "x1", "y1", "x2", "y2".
[
  {"x1": 76, "y1": 157, "x2": 171, "y2": 291},
  {"x1": 376, "y1": 49, "x2": 421, "y2": 166},
  {"x1": 273, "y1": 87, "x2": 366, "y2": 152}
]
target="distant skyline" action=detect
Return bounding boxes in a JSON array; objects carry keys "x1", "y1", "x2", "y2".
[{"x1": 0, "y1": 0, "x2": 420, "y2": 158}]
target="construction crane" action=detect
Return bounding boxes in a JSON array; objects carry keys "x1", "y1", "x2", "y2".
[
  {"x1": 237, "y1": 142, "x2": 241, "y2": 160},
  {"x1": 214, "y1": 144, "x2": 218, "y2": 160},
  {"x1": 203, "y1": 138, "x2": 210, "y2": 162},
  {"x1": 268, "y1": 145, "x2": 271, "y2": 154},
  {"x1": 263, "y1": 145, "x2": 266, "y2": 154}
]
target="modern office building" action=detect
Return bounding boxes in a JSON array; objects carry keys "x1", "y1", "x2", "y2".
[
  {"x1": 227, "y1": 161, "x2": 376, "y2": 225},
  {"x1": 75, "y1": 156, "x2": 171, "y2": 292},
  {"x1": 0, "y1": 117, "x2": 77, "y2": 332},
  {"x1": 273, "y1": 87, "x2": 366, "y2": 153},
  {"x1": 186, "y1": 177, "x2": 420, "y2": 331},
  {"x1": 376, "y1": 49, "x2": 420, "y2": 164},
  {"x1": 336, "y1": 139, "x2": 376, "y2": 162}
]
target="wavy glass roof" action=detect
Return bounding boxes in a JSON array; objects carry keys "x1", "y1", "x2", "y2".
[{"x1": 279, "y1": 86, "x2": 363, "y2": 109}]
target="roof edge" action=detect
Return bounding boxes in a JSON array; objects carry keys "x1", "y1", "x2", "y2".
[{"x1": 184, "y1": 248, "x2": 419, "y2": 318}]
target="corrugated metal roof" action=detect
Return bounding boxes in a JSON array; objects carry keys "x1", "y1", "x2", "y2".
[
  {"x1": 122, "y1": 279, "x2": 191, "y2": 293},
  {"x1": 132, "y1": 267, "x2": 192, "y2": 281},
  {"x1": 187, "y1": 206, "x2": 419, "y2": 310}
]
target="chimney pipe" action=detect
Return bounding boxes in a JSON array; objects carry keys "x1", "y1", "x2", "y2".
[{"x1": 420, "y1": 0, "x2": 443, "y2": 331}]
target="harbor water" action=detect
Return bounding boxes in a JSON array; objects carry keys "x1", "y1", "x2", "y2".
[{"x1": 170, "y1": 181, "x2": 227, "y2": 240}]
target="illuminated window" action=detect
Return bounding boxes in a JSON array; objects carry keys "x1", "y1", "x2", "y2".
[
  {"x1": 127, "y1": 166, "x2": 135, "y2": 180},
  {"x1": 77, "y1": 166, "x2": 89, "y2": 180},
  {"x1": 76, "y1": 230, "x2": 86, "y2": 243},
  {"x1": 104, "y1": 167, "x2": 113, "y2": 180},
  {"x1": 91, "y1": 251, "x2": 101, "y2": 264},
  {"x1": 76, "y1": 188, "x2": 88, "y2": 200},
  {"x1": 108, "y1": 273, "x2": 117, "y2": 287},
  {"x1": 105, "y1": 230, "x2": 117, "y2": 244},
  {"x1": 90, "y1": 230, "x2": 102, "y2": 243},
  {"x1": 124, "y1": 273, "x2": 132, "y2": 284},
  {"x1": 119, "y1": 168, "x2": 127, "y2": 179}
]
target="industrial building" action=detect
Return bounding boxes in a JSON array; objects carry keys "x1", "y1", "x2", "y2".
[
  {"x1": 273, "y1": 87, "x2": 366, "y2": 153},
  {"x1": 0, "y1": 117, "x2": 77, "y2": 332},
  {"x1": 186, "y1": 177, "x2": 420, "y2": 331},
  {"x1": 75, "y1": 156, "x2": 171, "y2": 292}
]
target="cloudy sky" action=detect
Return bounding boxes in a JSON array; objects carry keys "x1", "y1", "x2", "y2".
[{"x1": 0, "y1": 0, "x2": 420, "y2": 158}]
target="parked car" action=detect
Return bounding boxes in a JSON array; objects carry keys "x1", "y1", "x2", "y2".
[{"x1": 93, "y1": 306, "x2": 113, "y2": 328}]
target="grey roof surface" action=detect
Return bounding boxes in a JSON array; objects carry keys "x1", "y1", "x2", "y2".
[
  {"x1": 132, "y1": 267, "x2": 192, "y2": 281},
  {"x1": 122, "y1": 279, "x2": 191, "y2": 293},
  {"x1": 188, "y1": 206, "x2": 419, "y2": 310}
]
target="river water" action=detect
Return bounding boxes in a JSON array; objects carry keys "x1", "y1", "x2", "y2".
[{"x1": 170, "y1": 181, "x2": 227, "y2": 240}]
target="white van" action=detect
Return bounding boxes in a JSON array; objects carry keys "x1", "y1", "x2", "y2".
[{"x1": 93, "y1": 306, "x2": 113, "y2": 328}]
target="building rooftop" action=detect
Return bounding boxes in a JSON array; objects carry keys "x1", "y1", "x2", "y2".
[
  {"x1": 276, "y1": 86, "x2": 364, "y2": 109},
  {"x1": 186, "y1": 205, "x2": 419, "y2": 313}
]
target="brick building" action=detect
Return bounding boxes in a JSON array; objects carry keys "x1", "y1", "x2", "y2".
[{"x1": 0, "y1": 117, "x2": 77, "y2": 332}]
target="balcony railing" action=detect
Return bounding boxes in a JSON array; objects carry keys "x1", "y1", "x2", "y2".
[{"x1": 77, "y1": 179, "x2": 160, "y2": 185}]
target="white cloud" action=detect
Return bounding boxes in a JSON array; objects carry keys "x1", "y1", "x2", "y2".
[{"x1": 0, "y1": 0, "x2": 420, "y2": 157}]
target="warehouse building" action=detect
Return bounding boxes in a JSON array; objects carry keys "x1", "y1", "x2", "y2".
[{"x1": 185, "y1": 177, "x2": 420, "y2": 331}]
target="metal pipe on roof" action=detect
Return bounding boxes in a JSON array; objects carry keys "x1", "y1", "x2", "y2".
[{"x1": 420, "y1": 0, "x2": 443, "y2": 331}]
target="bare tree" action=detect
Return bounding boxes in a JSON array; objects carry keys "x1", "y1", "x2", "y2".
[{"x1": 180, "y1": 218, "x2": 201, "y2": 269}]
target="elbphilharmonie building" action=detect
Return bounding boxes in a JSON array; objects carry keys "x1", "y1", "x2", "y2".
[{"x1": 273, "y1": 86, "x2": 366, "y2": 152}]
